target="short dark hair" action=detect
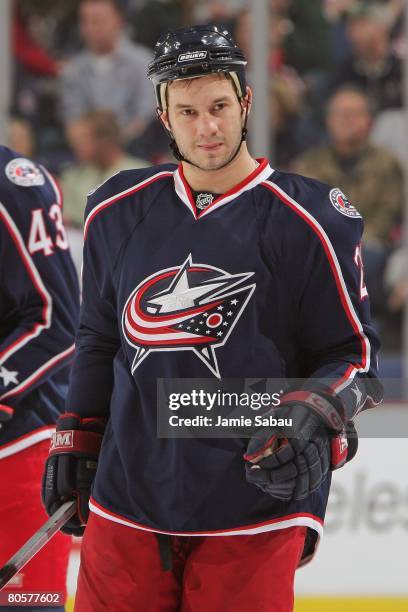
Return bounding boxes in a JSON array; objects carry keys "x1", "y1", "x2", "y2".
[
  {"x1": 327, "y1": 85, "x2": 376, "y2": 116},
  {"x1": 79, "y1": 0, "x2": 124, "y2": 15},
  {"x1": 81, "y1": 110, "x2": 122, "y2": 144}
]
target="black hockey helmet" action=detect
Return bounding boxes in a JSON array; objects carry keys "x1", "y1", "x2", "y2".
[{"x1": 148, "y1": 24, "x2": 247, "y2": 110}]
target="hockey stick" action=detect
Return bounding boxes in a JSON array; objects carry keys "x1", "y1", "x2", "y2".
[{"x1": 0, "y1": 501, "x2": 76, "y2": 590}]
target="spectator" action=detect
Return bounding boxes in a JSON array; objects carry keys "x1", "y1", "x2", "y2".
[
  {"x1": 8, "y1": 116, "x2": 36, "y2": 158},
  {"x1": 60, "y1": 109, "x2": 149, "y2": 272},
  {"x1": 233, "y1": 6, "x2": 324, "y2": 159},
  {"x1": 194, "y1": 0, "x2": 245, "y2": 29},
  {"x1": 59, "y1": 0, "x2": 154, "y2": 143},
  {"x1": 16, "y1": 1, "x2": 83, "y2": 58},
  {"x1": 235, "y1": 1, "x2": 331, "y2": 78},
  {"x1": 284, "y1": 0, "x2": 332, "y2": 77},
  {"x1": 269, "y1": 75, "x2": 306, "y2": 169},
  {"x1": 385, "y1": 246, "x2": 408, "y2": 313},
  {"x1": 131, "y1": 0, "x2": 184, "y2": 49},
  {"x1": 331, "y1": 3, "x2": 402, "y2": 112},
  {"x1": 381, "y1": 243, "x2": 406, "y2": 350},
  {"x1": 61, "y1": 109, "x2": 149, "y2": 228},
  {"x1": 371, "y1": 108, "x2": 405, "y2": 166},
  {"x1": 233, "y1": 7, "x2": 286, "y2": 73},
  {"x1": 293, "y1": 86, "x2": 403, "y2": 321},
  {"x1": 293, "y1": 86, "x2": 403, "y2": 247},
  {"x1": 323, "y1": 0, "x2": 355, "y2": 66},
  {"x1": 233, "y1": 9, "x2": 253, "y2": 66},
  {"x1": 13, "y1": 3, "x2": 60, "y2": 78},
  {"x1": 12, "y1": 2, "x2": 63, "y2": 160},
  {"x1": 387, "y1": 0, "x2": 405, "y2": 54}
]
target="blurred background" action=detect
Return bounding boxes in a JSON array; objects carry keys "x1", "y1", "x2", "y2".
[{"x1": 0, "y1": 0, "x2": 407, "y2": 609}]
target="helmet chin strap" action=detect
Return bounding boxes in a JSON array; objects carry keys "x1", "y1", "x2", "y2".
[{"x1": 159, "y1": 99, "x2": 250, "y2": 171}]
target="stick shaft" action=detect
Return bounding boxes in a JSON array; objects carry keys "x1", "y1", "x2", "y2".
[{"x1": 0, "y1": 501, "x2": 76, "y2": 590}]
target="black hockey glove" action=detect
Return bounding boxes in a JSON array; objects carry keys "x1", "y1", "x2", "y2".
[
  {"x1": 42, "y1": 413, "x2": 106, "y2": 536},
  {"x1": 244, "y1": 391, "x2": 357, "y2": 501},
  {"x1": 0, "y1": 404, "x2": 14, "y2": 430}
]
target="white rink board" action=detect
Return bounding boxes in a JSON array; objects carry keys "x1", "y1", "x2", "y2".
[{"x1": 296, "y1": 433, "x2": 408, "y2": 596}]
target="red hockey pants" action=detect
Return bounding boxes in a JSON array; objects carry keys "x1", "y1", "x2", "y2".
[
  {"x1": 0, "y1": 440, "x2": 71, "y2": 599},
  {"x1": 74, "y1": 512, "x2": 306, "y2": 612}
]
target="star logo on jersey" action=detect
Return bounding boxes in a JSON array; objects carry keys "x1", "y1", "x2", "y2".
[
  {"x1": 122, "y1": 255, "x2": 256, "y2": 377},
  {"x1": 0, "y1": 366, "x2": 19, "y2": 387}
]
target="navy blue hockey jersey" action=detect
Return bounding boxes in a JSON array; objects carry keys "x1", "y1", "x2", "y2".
[
  {"x1": 68, "y1": 158, "x2": 382, "y2": 545},
  {"x1": 0, "y1": 147, "x2": 79, "y2": 458}
]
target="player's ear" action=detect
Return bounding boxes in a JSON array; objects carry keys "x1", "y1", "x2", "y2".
[
  {"x1": 158, "y1": 109, "x2": 171, "y2": 132},
  {"x1": 242, "y1": 86, "x2": 253, "y2": 116}
]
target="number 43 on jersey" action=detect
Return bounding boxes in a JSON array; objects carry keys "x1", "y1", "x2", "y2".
[{"x1": 28, "y1": 205, "x2": 69, "y2": 256}]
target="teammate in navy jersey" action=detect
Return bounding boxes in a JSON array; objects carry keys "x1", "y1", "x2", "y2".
[
  {"x1": 42, "y1": 25, "x2": 383, "y2": 611},
  {"x1": 0, "y1": 147, "x2": 79, "y2": 610}
]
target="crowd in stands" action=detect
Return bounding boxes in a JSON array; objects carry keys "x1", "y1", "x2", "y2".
[{"x1": 8, "y1": 0, "x2": 407, "y2": 359}]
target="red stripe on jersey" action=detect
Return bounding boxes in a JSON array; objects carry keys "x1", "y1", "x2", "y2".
[
  {"x1": 84, "y1": 171, "x2": 173, "y2": 240},
  {"x1": 177, "y1": 166, "x2": 197, "y2": 219},
  {"x1": 262, "y1": 181, "x2": 368, "y2": 389},
  {"x1": 331, "y1": 364, "x2": 356, "y2": 395},
  {"x1": 0, "y1": 404, "x2": 14, "y2": 416},
  {"x1": 0, "y1": 344, "x2": 75, "y2": 401},
  {"x1": 0, "y1": 206, "x2": 52, "y2": 366},
  {"x1": 0, "y1": 324, "x2": 43, "y2": 363},
  {"x1": 42, "y1": 166, "x2": 63, "y2": 208},
  {"x1": 124, "y1": 329, "x2": 215, "y2": 346},
  {"x1": 89, "y1": 496, "x2": 323, "y2": 536},
  {"x1": 198, "y1": 158, "x2": 269, "y2": 218},
  {"x1": 175, "y1": 158, "x2": 272, "y2": 220}
]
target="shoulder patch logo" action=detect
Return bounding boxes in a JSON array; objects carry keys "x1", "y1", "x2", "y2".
[
  {"x1": 5, "y1": 158, "x2": 45, "y2": 187},
  {"x1": 329, "y1": 188, "x2": 361, "y2": 219}
]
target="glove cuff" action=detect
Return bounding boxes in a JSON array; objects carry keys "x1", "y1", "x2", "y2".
[
  {"x1": 49, "y1": 412, "x2": 106, "y2": 456},
  {"x1": 280, "y1": 390, "x2": 344, "y2": 432},
  {"x1": 49, "y1": 429, "x2": 104, "y2": 456}
]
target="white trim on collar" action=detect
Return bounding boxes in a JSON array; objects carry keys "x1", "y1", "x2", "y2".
[{"x1": 173, "y1": 158, "x2": 274, "y2": 220}]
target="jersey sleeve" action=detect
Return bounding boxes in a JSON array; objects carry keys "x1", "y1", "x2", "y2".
[
  {"x1": 65, "y1": 192, "x2": 121, "y2": 418},
  {"x1": 266, "y1": 176, "x2": 383, "y2": 420},
  {"x1": 293, "y1": 185, "x2": 383, "y2": 419},
  {"x1": 0, "y1": 201, "x2": 77, "y2": 406}
]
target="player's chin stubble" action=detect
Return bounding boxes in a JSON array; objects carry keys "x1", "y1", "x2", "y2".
[{"x1": 178, "y1": 131, "x2": 243, "y2": 172}]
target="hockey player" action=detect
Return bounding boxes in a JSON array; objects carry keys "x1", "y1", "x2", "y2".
[
  {"x1": 0, "y1": 147, "x2": 79, "y2": 610},
  {"x1": 42, "y1": 26, "x2": 383, "y2": 611}
]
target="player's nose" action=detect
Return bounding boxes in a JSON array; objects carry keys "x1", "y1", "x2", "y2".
[{"x1": 196, "y1": 112, "x2": 219, "y2": 137}]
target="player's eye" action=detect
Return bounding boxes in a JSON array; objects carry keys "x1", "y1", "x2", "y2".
[
  {"x1": 213, "y1": 103, "x2": 226, "y2": 111},
  {"x1": 180, "y1": 109, "x2": 194, "y2": 116}
]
